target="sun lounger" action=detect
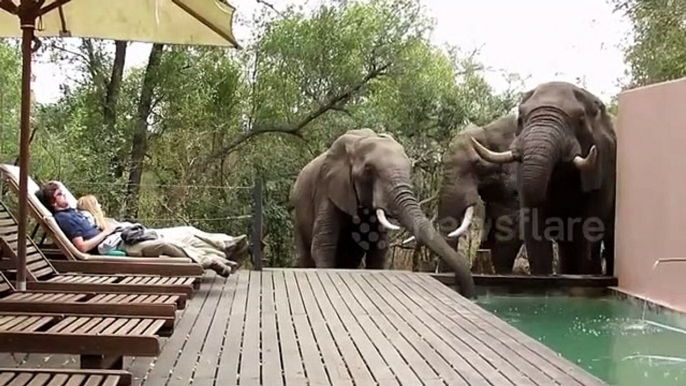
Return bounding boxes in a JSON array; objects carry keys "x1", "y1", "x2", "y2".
[
  {"x1": 0, "y1": 271, "x2": 183, "y2": 317},
  {"x1": 0, "y1": 309, "x2": 171, "y2": 369},
  {"x1": 0, "y1": 198, "x2": 203, "y2": 291},
  {"x1": 0, "y1": 164, "x2": 205, "y2": 277},
  {"x1": 0, "y1": 368, "x2": 132, "y2": 385},
  {"x1": 0, "y1": 224, "x2": 198, "y2": 297}
]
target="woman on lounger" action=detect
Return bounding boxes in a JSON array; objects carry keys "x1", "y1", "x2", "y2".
[{"x1": 76, "y1": 195, "x2": 249, "y2": 268}]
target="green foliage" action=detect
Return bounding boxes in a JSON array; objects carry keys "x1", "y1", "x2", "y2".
[
  {"x1": 612, "y1": 0, "x2": 686, "y2": 87},
  {"x1": 0, "y1": 40, "x2": 20, "y2": 163},
  {"x1": 0, "y1": 0, "x2": 522, "y2": 269}
]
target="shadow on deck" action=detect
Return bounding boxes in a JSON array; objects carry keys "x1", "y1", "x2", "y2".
[{"x1": 0, "y1": 269, "x2": 606, "y2": 385}]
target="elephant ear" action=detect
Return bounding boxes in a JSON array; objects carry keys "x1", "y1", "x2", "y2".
[
  {"x1": 321, "y1": 129, "x2": 374, "y2": 216},
  {"x1": 575, "y1": 91, "x2": 609, "y2": 192}
]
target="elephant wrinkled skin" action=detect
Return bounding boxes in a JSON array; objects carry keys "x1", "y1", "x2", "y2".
[
  {"x1": 471, "y1": 81, "x2": 616, "y2": 276},
  {"x1": 436, "y1": 115, "x2": 522, "y2": 274},
  {"x1": 290, "y1": 128, "x2": 477, "y2": 298}
]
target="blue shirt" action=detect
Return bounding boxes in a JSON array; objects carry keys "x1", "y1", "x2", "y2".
[{"x1": 54, "y1": 208, "x2": 101, "y2": 251}]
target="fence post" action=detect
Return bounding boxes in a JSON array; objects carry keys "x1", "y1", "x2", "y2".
[{"x1": 250, "y1": 176, "x2": 264, "y2": 270}]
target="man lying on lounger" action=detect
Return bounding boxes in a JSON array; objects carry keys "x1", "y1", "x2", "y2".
[{"x1": 36, "y1": 181, "x2": 236, "y2": 277}]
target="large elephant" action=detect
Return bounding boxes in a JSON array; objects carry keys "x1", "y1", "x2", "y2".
[
  {"x1": 470, "y1": 81, "x2": 616, "y2": 276},
  {"x1": 290, "y1": 128, "x2": 476, "y2": 298},
  {"x1": 435, "y1": 114, "x2": 523, "y2": 273}
]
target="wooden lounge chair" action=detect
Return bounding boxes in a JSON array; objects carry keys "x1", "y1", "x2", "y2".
[
  {"x1": 0, "y1": 368, "x2": 132, "y2": 385},
  {"x1": 0, "y1": 309, "x2": 172, "y2": 369},
  {"x1": 0, "y1": 271, "x2": 183, "y2": 317},
  {"x1": 0, "y1": 164, "x2": 204, "y2": 277},
  {"x1": 0, "y1": 224, "x2": 198, "y2": 297}
]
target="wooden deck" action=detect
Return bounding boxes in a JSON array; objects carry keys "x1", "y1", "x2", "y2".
[{"x1": 0, "y1": 269, "x2": 606, "y2": 385}]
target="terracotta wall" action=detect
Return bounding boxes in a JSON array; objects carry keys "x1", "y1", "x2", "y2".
[{"x1": 615, "y1": 77, "x2": 686, "y2": 313}]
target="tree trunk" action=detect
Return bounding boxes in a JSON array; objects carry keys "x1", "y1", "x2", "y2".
[
  {"x1": 104, "y1": 41, "x2": 127, "y2": 178},
  {"x1": 124, "y1": 43, "x2": 164, "y2": 218}
]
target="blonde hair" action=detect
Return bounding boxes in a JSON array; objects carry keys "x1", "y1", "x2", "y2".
[{"x1": 76, "y1": 195, "x2": 108, "y2": 230}]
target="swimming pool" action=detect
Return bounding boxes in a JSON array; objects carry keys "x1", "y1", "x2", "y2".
[{"x1": 477, "y1": 293, "x2": 686, "y2": 385}]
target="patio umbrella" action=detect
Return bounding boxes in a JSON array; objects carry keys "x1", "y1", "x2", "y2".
[{"x1": 0, "y1": 0, "x2": 241, "y2": 290}]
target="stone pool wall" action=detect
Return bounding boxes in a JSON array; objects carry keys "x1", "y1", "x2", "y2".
[{"x1": 615, "y1": 76, "x2": 686, "y2": 313}]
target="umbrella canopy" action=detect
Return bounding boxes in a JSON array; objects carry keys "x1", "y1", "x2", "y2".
[
  {"x1": 0, "y1": 0, "x2": 240, "y2": 291},
  {"x1": 0, "y1": 0, "x2": 240, "y2": 47}
]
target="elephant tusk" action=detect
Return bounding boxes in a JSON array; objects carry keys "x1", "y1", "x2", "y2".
[
  {"x1": 573, "y1": 145, "x2": 598, "y2": 171},
  {"x1": 447, "y1": 205, "x2": 474, "y2": 238},
  {"x1": 470, "y1": 137, "x2": 516, "y2": 164},
  {"x1": 376, "y1": 208, "x2": 401, "y2": 231},
  {"x1": 401, "y1": 235, "x2": 415, "y2": 245}
]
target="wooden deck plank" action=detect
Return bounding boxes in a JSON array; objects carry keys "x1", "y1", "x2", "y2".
[
  {"x1": 341, "y1": 271, "x2": 465, "y2": 385},
  {"x1": 132, "y1": 275, "x2": 220, "y2": 386},
  {"x1": 164, "y1": 273, "x2": 223, "y2": 386},
  {"x1": 238, "y1": 270, "x2": 262, "y2": 386},
  {"x1": 284, "y1": 270, "x2": 331, "y2": 386},
  {"x1": 335, "y1": 272, "x2": 426, "y2": 386},
  {"x1": 376, "y1": 272, "x2": 513, "y2": 385},
  {"x1": 408, "y1": 272, "x2": 606, "y2": 386},
  {"x1": 307, "y1": 271, "x2": 376, "y2": 386},
  {"x1": 0, "y1": 269, "x2": 606, "y2": 386},
  {"x1": 259, "y1": 271, "x2": 284, "y2": 386},
  {"x1": 322, "y1": 272, "x2": 399, "y2": 386},
  {"x1": 294, "y1": 270, "x2": 351, "y2": 386},
  {"x1": 272, "y1": 271, "x2": 307, "y2": 386},
  {"x1": 215, "y1": 271, "x2": 250, "y2": 386},
  {"x1": 376, "y1": 272, "x2": 537, "y2": 386},
  {"x1": 191, "y1": 273, "x2": 238, "y2": 384}
]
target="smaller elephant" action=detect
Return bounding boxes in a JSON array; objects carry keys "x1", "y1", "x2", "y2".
[
  {"x1": 289, "y1": 128, "x2": 476, "y2": 298},
  {"x1": 435, "y1": 114, "x2": 523, "y2": 273}
]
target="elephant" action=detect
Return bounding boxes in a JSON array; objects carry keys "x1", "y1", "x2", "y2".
[
  {"x1": 289, "y1": 128, "x2": 477, "y2": 298},
  {"x1": 435, "y1": 114, "x2": 523, "y2": 274},
  {"x1": 470, "y1": 81, "x2": 616, "y2": 276}
]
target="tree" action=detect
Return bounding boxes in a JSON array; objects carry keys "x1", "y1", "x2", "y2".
[
  {"x1": 611, "y1": 0, "x2": 686, "y2": 87},
  {"x1": 12, "y1": 0, "x2": 522, "y2": 269}
]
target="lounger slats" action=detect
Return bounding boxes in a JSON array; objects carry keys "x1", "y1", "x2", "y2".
[
  {"x1": 0, "y1": 272, "x2": 182, "y2": 318},
  {"x1": 0, "y1": 219, "x2": 16, "y2": 227},
  {"x1": 31, "y1": 267, "x2": 56, "y2": 281},
  {"x1": 27, "y1": 259, "x2": 49, "y2": 273},
  {"x1": 0, "y1": 312, "x2": 165, "y2": 336},
  {"x1": 0, "y1": 206, "x2": 198, "y2": 297},
  {"x1": 0, "y1": 369, "x2": 132, "y2": 386}
]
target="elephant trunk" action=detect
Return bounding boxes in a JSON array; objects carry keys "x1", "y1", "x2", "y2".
[
  {"x1": 389, "y1": 182, "x2": 477, "y2": 299},
  {"x1": 520, "y1": 124, "x2": 565, "y2": 207}
]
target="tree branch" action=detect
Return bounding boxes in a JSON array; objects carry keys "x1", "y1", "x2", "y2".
[
  {"x1": 255, "y1": 0, "x2": 284, "y2": 17},
  {"x1": 49, "y1": 42, "x2": 91, "y2": 65},
  {"x1": 203, "y1": 62, "x2": 392, "y2": 163}
]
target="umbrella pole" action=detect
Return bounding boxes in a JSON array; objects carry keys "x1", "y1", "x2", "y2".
[{"x1": 16, "y1": 13, "x2": 35, "y2": 291}]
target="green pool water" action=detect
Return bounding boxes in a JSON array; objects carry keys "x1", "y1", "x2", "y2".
[{"x1": 476, "y1": 293, "x2": 686, "y2": 386}]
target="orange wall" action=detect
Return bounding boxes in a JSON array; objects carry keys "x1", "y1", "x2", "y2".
[{"x1": 615, "y1": 77, "x2": 686, "y2": 313}]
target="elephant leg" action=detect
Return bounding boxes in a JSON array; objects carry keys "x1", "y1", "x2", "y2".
[
  {"x1": 485, "y1": 213, "x2": 521, "y2": 274},
  {"x1": 311, "y1": 201, "x2": 343, "y2": 268},
  {"x1": 335, "y1": 236, "x2": 365, "y2": 268},
  {"x1": 558, "y1": 219, "x2": 597, "y2": 275},
  {"x1": 293, "y1": 224, "x2": 314, "y2": 268},
  {"x1": 490, "y1": 240, "x2": 522, "y2": 274},
  {"x1": 522, "y1": 206, "x2": 553, "y2": 275},
  {"x1": 364, "y1": 235, "x2": 389, "y2": 269}
]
